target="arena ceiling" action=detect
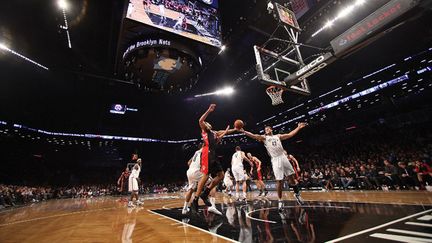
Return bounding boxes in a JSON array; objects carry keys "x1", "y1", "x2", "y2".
[{"x1": 0, "y1": 0, "x2": 431, "y2": 139}]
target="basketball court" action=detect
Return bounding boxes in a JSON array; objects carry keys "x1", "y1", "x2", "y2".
[
  {"x1": 0, "y1": 192, "x2": 431, "y2": 242},
  {"x1": 1, "y1": 0, "x2": 432, "y2": 242}
]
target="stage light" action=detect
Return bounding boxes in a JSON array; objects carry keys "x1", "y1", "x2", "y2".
[
  {"x1": 194, "y1": 86, "x2": 235, "y2": 97},
  {"x1": 58, "y1": 0, "x2": 72, "y2": 48},
  {"x1": 215, "y1": 86, "x2": 234, "y2": 96},
  {"x1": 218, "y1": 45, "x2": 226, "y2": 54},
  {"x1": 355, "y1": 0, "x2": 365, "y2": 6},
  {"x1": 58, "y1": 0, "x2": 68, "y2": 10},
  {"x1": 312, "y1": 0, "x2": 366, "y2": 38},
  {"x1": 0, "y1": 43, "x2": 49, "y2": 70},
  {"x1": 324, "y1": 20, "x2": 334, "y2": 28},
  {"x1": 336, "y1": 5, "x2": 355, "y2": 19}
]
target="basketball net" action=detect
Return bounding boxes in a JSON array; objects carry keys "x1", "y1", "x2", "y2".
[{"x1": 266, "y1": 86, "x2": 284, "y2": 106}]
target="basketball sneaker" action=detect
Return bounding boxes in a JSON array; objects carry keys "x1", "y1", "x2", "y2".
[
  {"x1": 264, "y1": 190, "x2": 269, "y2": 196},
  {"x1": 278, "y1": 201, "x2": 284, "y2": 212},
  {"x1": 191, "y1": 198, "x2": 199, "y2": 213},
  {"x1": 200, "y1": 189, "x2": 212, "y2": 206},
  {"x1": 208, "y1": 206, "x2": 222, "y2": 215},
  {"x1": 182, "y1": 207, "x2": 190, "y2": 215},
  {"x1": 258, "y1": 191, "x2": 263, "y2": 197},
  {"x1": 127, "y1": 201, "x2": 135, "y2": 208},
  {"x1": 294, "y1": 193, "x2": 305, "y2": 205}
]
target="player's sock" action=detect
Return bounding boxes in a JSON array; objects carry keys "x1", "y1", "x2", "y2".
[
  {"x1": 183, "y1": 201, "x2": 188, "y2": 209},
  {"x1": 235, "y1": 192, "x2": 239, "y2": 199},
  {"x1": 242, "y1": 192, "x2": 247, "y2": 199},
  {"x1": 210, "y1": 197, "x2": 216, "y2": 207}
]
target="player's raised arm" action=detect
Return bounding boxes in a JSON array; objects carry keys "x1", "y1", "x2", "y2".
[
  {"x1": 242, "y1": 129, "x2": 265, "y2": 142},
  {"x1": 216, "y1": 125, "x2": 237, "y2": 138},
  {"x1": 199, "y1": 104, "x2": 216, "y2": 130},
  {"x1": 279, "y1": 122, "x2": 307, "y2": 141}
]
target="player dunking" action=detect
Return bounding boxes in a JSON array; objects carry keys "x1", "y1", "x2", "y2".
[
  {"x1": 231, "y1": 146, "x2": 253, "y2": 201},
  {"x1": 191, "y1": 104, "x2": 237, "y2": 213},
  {"x1": 242, "y1": 122, "x2": 307, "y2": 209},
  {"x1": 247, "y1": 152, "x2": 268, "y2": 196}
]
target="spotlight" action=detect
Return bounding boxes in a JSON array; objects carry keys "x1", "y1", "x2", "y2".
[
  {"x1": 336, "y1": 6, "x2": 355, "y2": 19},
  {"x1": 0, "y1": 42, "x2": 49, "y2": 70},
  {"x1": 58, "y1": 0, "x2": 68, "y2": 10},
  {"x1": 355, "y1": 0, "x2": 365, "y2": 5},
  {"x1": 218, "y1": 45, "x2": 226, "y2": 54},
  {"x1": 215, "y1": 87, "x2": 234, "y2": 96},
  {"x1": 324, "y1": 20, "x2": 334, "y2": 28}
]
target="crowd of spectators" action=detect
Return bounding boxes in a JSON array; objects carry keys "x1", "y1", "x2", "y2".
[
  {"x1": 257, "y1": 126, "x2": 432, "y2": 191},
  {"x1": 0, "y1": 183, "x2": 184, "y2": 210}
]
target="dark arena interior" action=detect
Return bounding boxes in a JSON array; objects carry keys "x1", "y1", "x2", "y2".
[{"x1": 1, "y1": 0, "x2": 432, "y2": 242}]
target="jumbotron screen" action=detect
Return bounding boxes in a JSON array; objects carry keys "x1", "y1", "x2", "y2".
[{"x1": 126, "y1": 0, "x2": 221, "y2": 47}]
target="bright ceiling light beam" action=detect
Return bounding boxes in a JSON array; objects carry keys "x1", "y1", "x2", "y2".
[
  {"x1": 58, "y1": 0, "x2": 68, "y2": 10},
  {"x1": 58, "y1": 0, "x2": 72, "y2": 48},
  {"x1": 0, "y1": 43, "x2": 49, "y2": 70},
  {"x1": 218, "y1": 45, "x2": 226, "y2": 54},
  {"x1": 311, "y1": 0, "x2": 366, "y2": 38},
  {"x1": 194, "y1": 86, "x2": 235, "y2": 97},
  {"x1": 215, "y1": 86, "x2": 234, "y2": 95}
]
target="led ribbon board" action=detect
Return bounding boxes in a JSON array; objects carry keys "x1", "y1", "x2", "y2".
[
  {"x1": 331, "y1": 0, "x2": 421, "y2": 57},
  {"x1": 284, "y1": 0, "x2": 420, "y2": 86}
]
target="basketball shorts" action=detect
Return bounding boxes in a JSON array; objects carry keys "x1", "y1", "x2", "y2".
[
  {"x1": 252, "y1": 169, "x2": 263, "y2": 181},
  {"x1": 232, "y1": 166, "x2": 246, "y2": 182},
  {"x1": 201, "y1": 149, "x2": 222, "y2": 176},
  {"x1": 128, "y1": 177, "x2": 139, "y2": 192},
  {"x1": 271, "y1": 155, "x2": 295, "y2": 180},
  {"x1": 186, "y1": 168, "x2": 203, "y2": 191},
  {"x1": 224, "y1": 178, "x2": 233, "y2": 188}
]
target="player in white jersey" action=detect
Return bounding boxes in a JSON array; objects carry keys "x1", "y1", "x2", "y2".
[
  {"x1": 231, "y1": 146, "x2": 253, "y2": 201},
  {"x1": 182, "y1": 145, "x2": 222, "y2": 215},
  {"x1": 128, "y1": 158, "x2": 142, "y2": 207},
  {"x1": 242, "y1": 122, "x2": 307, "y2": 209},
  {"x1": 223, "y1": 168, "x2": 234, "y2": 196}
]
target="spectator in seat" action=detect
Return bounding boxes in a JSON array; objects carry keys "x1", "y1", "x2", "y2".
[
  {"x1": 382, "y1": 160, "x2": 401, "y2": 189},
  {"x1": 357, "y1": 165, "x2": 374, "y2": 189},
  {"x1": 340, "y1": 167, "x2": 356, "y2": 190},
  {"x1": 323, "y1": 169, "x2": 334, "y2": 190},
  {"x1": 413, "y1": 160, "x2": 432, "y2": 189},
  {"x1": 397, "y1": 162, "x2": 418, "y2": 189}
]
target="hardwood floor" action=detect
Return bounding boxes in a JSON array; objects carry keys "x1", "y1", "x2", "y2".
[{"x1": 0, "y1": 191, "x2": 431, "y2": 242}]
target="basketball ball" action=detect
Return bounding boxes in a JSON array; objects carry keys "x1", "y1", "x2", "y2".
[{"x1": 234, "y1": 119, "x2": 244, "y2": 129}]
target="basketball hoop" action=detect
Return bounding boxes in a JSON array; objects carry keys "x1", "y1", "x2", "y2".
[{"x1": 266, "y1": 86, "x2": 284, "y2": 106}]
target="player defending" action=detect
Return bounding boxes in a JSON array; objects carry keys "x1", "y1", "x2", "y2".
[
  {"x1": 241, "y1": 123, "x2": 307, "y2": 209},
  {"x1": 231, "y1": 146, "x2": 253, "y2": 201},
  {"x1": 191, "y1": 104, "x2": 237, "y2": 213},
  {"x1": 247, "y1": 152, "x2": 268, "y2": 196}
]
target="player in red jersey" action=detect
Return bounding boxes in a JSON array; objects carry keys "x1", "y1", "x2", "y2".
[
  {"x1": 191, "y1": 104, "x2": 238, "y2": 213},
  {"x1": 247, "y1": 152, "x2": 268, "y2": 196}
]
